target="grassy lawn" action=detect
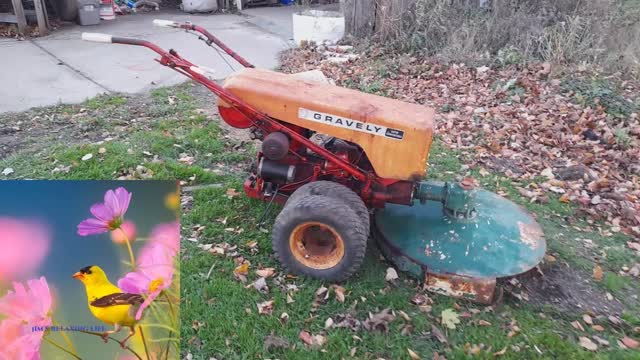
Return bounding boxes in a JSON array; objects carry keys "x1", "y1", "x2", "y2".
[{"x1": 2, "y1": 82, "x2": 639, "y2": 359}]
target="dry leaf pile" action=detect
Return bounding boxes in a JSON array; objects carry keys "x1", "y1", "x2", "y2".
[{"x1": 280, "y1": 47, "x2": 640, "y2": 240}]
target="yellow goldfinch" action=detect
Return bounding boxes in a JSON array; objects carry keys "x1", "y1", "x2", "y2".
[{"x1": 72, "y1": 265, "x2": 143, "y2": 348}]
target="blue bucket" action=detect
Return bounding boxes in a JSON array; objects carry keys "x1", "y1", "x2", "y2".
[{"x1": 280, "y1": 0, "x2": 295, "y2": 5}]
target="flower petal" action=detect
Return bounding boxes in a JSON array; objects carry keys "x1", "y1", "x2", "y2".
[
  {"x1": 114, "y1": 187, "x2": 132, "y2": 217},
  {"x1": 117, "y1": 272, "x2": 151, "y2": 294},
  {"x1": 135, "y1": 290, "x2": 160, "y2": 321},
  {"x1": 105, "y1": 187, "x2": 132, "y2": 218},
  {"x1": 77, "y1": 218, "x2": 109, "y2": 236},
  {"x1": 89, "y1": 203, "x2": 114, "y2": 223}
]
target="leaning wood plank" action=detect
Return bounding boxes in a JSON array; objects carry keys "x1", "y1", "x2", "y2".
[
  {"x1": 33, "y1": 0, "x2": 47, "y2": 36},
  {"x1": 10, "y1": 0, "x2": 27, "y2": 35}
]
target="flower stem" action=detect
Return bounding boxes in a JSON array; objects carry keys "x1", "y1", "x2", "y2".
[
  {"x1": 52, "y1": 319, "x2": 78, "y2": 356},
  {"x1": 43, "y1": 336, "x2": 82, "y2": 360},
  {"x1": 163, "y1": 291, "x2": 177, "y2": 326},
  {"x1": 118, "y1": 227, "x2": 136, "y2": 271},
  {"x1": 139, "y1": 325, "x2": 151, "y2": 360},
  {"x1": 76, "y1": 330, "x2": 143, "y2": 360},
  {"x1": 162, "y1": 291, "x2": 176, "y2": 359}
]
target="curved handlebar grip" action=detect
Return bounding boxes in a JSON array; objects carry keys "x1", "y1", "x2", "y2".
[
  {"x1": 81, "y1": 33, "x2": 113, "y2": 43},
  {"x1": 153, "y1": 19, "x2": 179, "y2": 28}
]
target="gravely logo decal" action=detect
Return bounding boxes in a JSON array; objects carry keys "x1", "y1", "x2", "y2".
[{"x1": 298, "y1": 108, "x2": 404, "y2": 140}]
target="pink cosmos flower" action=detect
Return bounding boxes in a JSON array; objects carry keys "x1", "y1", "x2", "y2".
[
  {"x1": 146, "y1": 222, "x2": 180, "y2": 257},
  {"x1": 77, "y1": 187, "x2": 132, "y2": 236},
  {"x1": 0, "y1": 318, "x2": 45, "y2": 360},
  {"x1": 0, "y1": 277, "x2": 53, "y2": 360},
  {"x1": 118, "y1": 244, "x2": 174, "y2": 320},
  {"x1": 0, "y1": 218, "x2": 50, "y2": 282},
  {"x1": 110, "y1": 221, "x2": 137, "y2": 244}
]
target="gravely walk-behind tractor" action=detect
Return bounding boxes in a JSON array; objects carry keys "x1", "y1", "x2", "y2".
[{"x1": 82, "y1": 20, "x2": 546, "y2": 303}]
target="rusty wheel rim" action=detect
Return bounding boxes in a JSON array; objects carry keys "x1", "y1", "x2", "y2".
[{"x1": 289, "y1": 221, "x2": 345, "y2": 270}]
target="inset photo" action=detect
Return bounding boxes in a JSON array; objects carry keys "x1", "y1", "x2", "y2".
[{"x1": 0, "y1": 181, "x2": 180, "y2": 360}]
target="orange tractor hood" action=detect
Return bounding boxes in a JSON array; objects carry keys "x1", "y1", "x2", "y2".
[{"x1": 219, "y1": 68, "x2": 435, "y2": 181}]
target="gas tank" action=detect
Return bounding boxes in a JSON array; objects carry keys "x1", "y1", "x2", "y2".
[{"x1": 218, "y1": 68, "x2": 435, "y2": 181}]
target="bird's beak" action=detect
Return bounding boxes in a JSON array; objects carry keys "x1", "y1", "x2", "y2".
[{"x1": 72, "y1": 272, "x2": 84, "y2": 281}]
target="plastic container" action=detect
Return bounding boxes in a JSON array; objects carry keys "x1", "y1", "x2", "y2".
[
  {"x1": 77, "y1": 0, "x2": 101, "y2": 25},
  {"x1": 181, "y1": 0, "x2": 217, "y2": 13},
  {"x1": 280, "y1": 0, "x2": 295, "y2": 5},
  {"x1": 293, "y1": 10, "x2": 345, "y2": 45}
]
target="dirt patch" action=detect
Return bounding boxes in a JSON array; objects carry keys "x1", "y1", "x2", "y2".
[{"x1": 506, "y1": 263, "x2": 630, "y2": 316}]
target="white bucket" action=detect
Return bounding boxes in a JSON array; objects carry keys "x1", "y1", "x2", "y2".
[
  {"x1": 181, "y1": 0, "x2": 217, "y2": 13},
  {"x1": 292, "y1": 10, "x2": 345, "y2": 46}
]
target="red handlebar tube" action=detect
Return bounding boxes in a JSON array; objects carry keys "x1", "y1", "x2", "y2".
[
  {"x1": 176, "y1": 23, "x2": 255, "y2": 69},
  {"x1": 108, "y1": 36, "x2": 369, "y2": 183}
]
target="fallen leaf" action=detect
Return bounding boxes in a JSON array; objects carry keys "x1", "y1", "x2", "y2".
[
  {"x1": 579, "y1": 336, "x2": 598, "y2": 351},
  {"x1": 621, "y1": 336, "x2": 639, "y2": 349},
  {"x1": 253, "y1": 277, "x2": 268, "y2": 293},
  {"x1": 363, "y1": 308, "x2": 396, "y2": 332},
  {"x1": 192, "y1": 320, "x2": 204, "y2": 331},
  {"x1": 493, "y1": 347, "x2": 507, "y2": 356},
  {"x1": 280, "y1": 312, "x2": 289, "y2": 324},
  {"x1": 583, "y1": 314, "x2": 593, "y2": 325},
  {"x1": 571, "y1": 320, "x2": 585, "y2": 332},
  {"x1": 477, "y1": 319, "x2": 492, "y2": 326},
  {"x1": 431, "y1": 324, "x2": 448, "y2": 343},
  {"x1": 286, "y1": 293, "x2": 295, "y2": 304},
  {"x1": 234, "y1": 262, "x2": 249, "y2": 276},
  {"x1": 178, "y1": 153, "x2": 195, "y2": 165},
  {"x1": 441, "y1": 309, "x2": 460, "y2": 330},
  {"x1": 593, "y1": 265, "x2": 603, "y2": 281},
  {"x1": 325, "y1": 317, "x2": 334, "y2": 329},
  {"x1": 299, "y1": 330, "x2": 313, "y2": 346},
  {"x1": 298, "y1": 330, "x2": 326, "y2": 347},
  {"x1": 398, "y1": 310, "x2": 411, "y2": 322},
  {"x1": 541, "y1": 168, "x2": 554, "y2": 179},
  {"x1": 592, "y1": 325, "x2": 605, "y2": 332},
  {"x1": 333, "y1": 285, "x2": 346, "y2": 303},
  {"x1": 2, "y1": 168, "x2": 13, "y2": 176},
  {"x1": 256, "y1": 268, "x2": 276, "y2": 278},
  {"x1": 81, "y1": 153, "x2": 93, "y2": 161},
  {"x1": 98, "y1": 147, "x2": 107, "y2": 154},
  {"x1": 627, "y1": 242, "x2": 640, "y2": 252},
  {"x1": 385, "y1": 267, "x2": 398, "y2": 281},
  {"x1": 333, "y1": 314, "x2": 361, "y2": 331},
  {"x1": 226, "y1": 188, "x2": 241, "y2": 199},
  {"x1": 408, "y1": 349, "x2": 421, "y2": 360},
  {"x1": 593, "y1": 336, "x2": 609, "y2": 346},
  {"x1": 411, "y1": 293, "x2": 431, "y2": 306},
  {"x1": 257, "y1": 300, "x2": 274, "y2": 315}
]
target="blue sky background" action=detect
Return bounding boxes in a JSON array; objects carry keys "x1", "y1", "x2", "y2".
[{"x1": 0, "y1": 180, "x2": 177, "y2": 359}]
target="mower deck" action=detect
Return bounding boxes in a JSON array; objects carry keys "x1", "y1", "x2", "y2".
[{"x1": 374, "y1": 189, "x2": 546, "y2": 303}]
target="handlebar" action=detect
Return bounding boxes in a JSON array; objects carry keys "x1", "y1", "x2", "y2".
[
  {"x1": 152, "y1": 19, "x2": 255, "y2": 68},
  {"x1": 82, "y1": 33, "x2": 113, "y2": 43},
  {"x1": 152, "y1": 19, "x2": 179, "y2": 28}
]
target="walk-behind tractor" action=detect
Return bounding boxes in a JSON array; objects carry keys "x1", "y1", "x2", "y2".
[{"x1": 82, "y1": 20, "x2": 546, "y2": 303}]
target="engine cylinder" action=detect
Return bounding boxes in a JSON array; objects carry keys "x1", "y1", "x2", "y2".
[
  {"x1": 258, "y1": 158, "x2": 296, "y2": 183},
  {"x1": 261, "y1": 132, "x2": 289, "y2": 160}
]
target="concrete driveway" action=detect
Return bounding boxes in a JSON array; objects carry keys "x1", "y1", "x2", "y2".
[{"x1": 0, "y1": 10, "x2": 291, "y2": 113}]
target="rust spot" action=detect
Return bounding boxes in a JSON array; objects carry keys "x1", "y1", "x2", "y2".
[
  {"x1": 459, "y1": 177, "x2": 478, "y2": 190},
  {"x1": 424, "y1": 273, "x2": 496, "y2": 304},
  {"x1": 518, "y1": 221, "x2": 544, "y2": 250}
]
